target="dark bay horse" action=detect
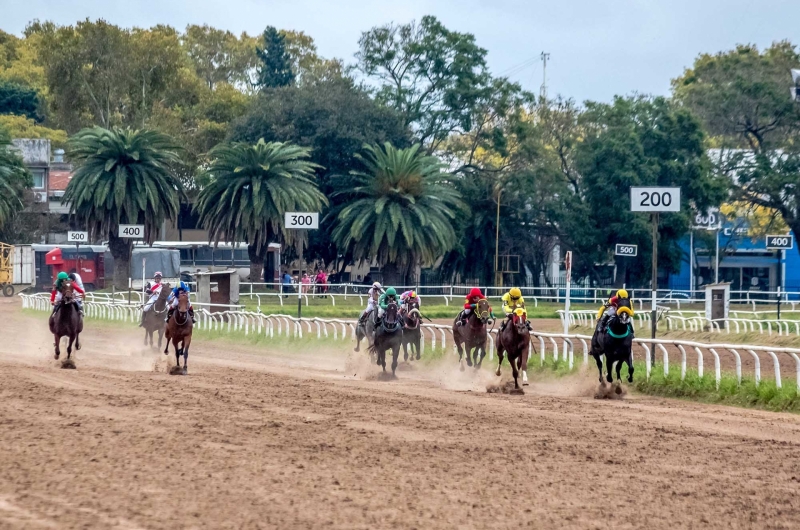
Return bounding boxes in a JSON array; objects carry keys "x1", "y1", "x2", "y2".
[
  {"x1": 142, "y1": 282, "x2": 170, "y2": 349},
  {"x1": 401, "y1": 299, "x2": 422, "y2": 361},
  {"x1": 49, "y1": 280, "x2": 83, "y2": 361},
  {"x1": 495, "y1": 309, "x2": 531, "y2": 389},
  {"x1": 370, "y1": 301, "x2": 403, "y2": 375},
  {"x1": 164, "y1": 291, "x2": 193, "y2": 374},
  {"x1": 591, "y1": 298, "x2": 635, "y2": 384},
  {"x1": 453, "y1": 299, "x2": 491, "y2": 370}
]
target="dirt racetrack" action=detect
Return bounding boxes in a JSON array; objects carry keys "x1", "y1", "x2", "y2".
[{"x1": 2, "y1": 298, "x2": 800, "y2": 529}]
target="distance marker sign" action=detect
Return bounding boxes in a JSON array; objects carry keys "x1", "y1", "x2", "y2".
[
  {"x1": 766, "y1": 235, "x2": 794, "y2": 250},
  {"x1": 284, "y1": 212, "x2": 319, "y2": 229},
  {"x1": 67, "y1": 231, "x2": 88, "y2": 243},
  {"x1": 630, "y1": 187, "x2": 681, "y2": 212},
  {"x1": 118, "y1": 225, "x2": 144, "y2": 238},
  {"x1": 615, "y1": 244, "x2": 638, "y2": 257}
]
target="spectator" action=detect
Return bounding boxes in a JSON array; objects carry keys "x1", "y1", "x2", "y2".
[
  {"x1": 315, "y1": 269, "x2": 328, "y2": 298},
  {"x1": 282, "y1": 271, "x2": 293, "y2": 297},
  {"x1": 301, "y1": 272, "x2": 311, "y2": 294}
]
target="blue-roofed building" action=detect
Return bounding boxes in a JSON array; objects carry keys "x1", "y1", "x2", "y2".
[{"x1": 668, "y1": 216, "x2": 799, "y2": 299}]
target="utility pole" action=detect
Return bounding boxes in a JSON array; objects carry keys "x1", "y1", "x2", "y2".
[{"x1": 540, "y1": 52, "x2": 550, "y2": 101}]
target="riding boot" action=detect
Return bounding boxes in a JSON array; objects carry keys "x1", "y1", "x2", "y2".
[
  {"x1": 525, "y1": 320, "x2": 533, "y2": 332},
  {"x1": 166, "y1": 308, "x2": 174, "y2": 322},
  {"x1": 138, "y1": 311, "x2": 146, "y2": 327},
  {"x1": 596, "y1": 315, "x2": 609, "y2": 334},
  {"x1": 455, "y1": 311, "x2": 466, "y2": 326},
  {"x1": 189, "y1": 307, "x2": 196, "y2": 323},
  {"x1": 499, "y1": 318, "x2": 507, "y2": 332}
]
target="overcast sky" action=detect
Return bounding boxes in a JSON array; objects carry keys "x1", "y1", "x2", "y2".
[{"x1": 1, "y1": 0, "x2": 798, "y2": 103}]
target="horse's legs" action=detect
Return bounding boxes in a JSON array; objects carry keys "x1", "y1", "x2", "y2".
[
  {"x1": 519, "y1": 345, "x2": 529, "y2": 386},
  {"x1": 402, "y1": 338, "x2": 409, "y2": 362},
  {"x1": 593, "y1": 354, "x2": 604, "y2": 383},
  {"x1": 66, "y1": 334, "x2": 75, "y2": 360},
  {"x1": 465, "y1": 344, "x2": 473, "y2": 367},
  {"x1": 182, "y1": 337, "x2": 191, "y2": 374},
  {"x1": 476, "y1": 344, "x2": 487, "y2": 369},
  {"x1": 174, "y1": 338, "x2": 181, "y2": 368},
  {"x1": 495, "y1": 344, "x2": 505, "y2": 377},
  {"x1": 627, "y1": 352, "x2": 635, "y2": 383},
  {"x1": 415, "y1": 336, "x2": 421, "y2": 360},
  {"x1": 510, "y1": 353, "x2": 520, "y2": 389},
  {"x1": 391, "y1": 343, "x2": 400, "y2": 375},
  {"x1": 75, "y1": 332, "x2": 81, "y2": 351},
  {"x1": 158, "y1": 327, "x2": 164, "y2": 350},
  {"x1": 53, "y1": 334, "x2": 60, "y2": 360},
  {"x1": 606, "y1": 358, "x2": 614, "y2": 383},
  {"x1": 615, "y1": 357, "x2": 624, "y2": 382}
]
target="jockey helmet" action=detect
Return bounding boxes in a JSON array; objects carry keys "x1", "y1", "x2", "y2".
[
  {"x1": 154, "y1": 271, "x2": 163, "y2": 279},
  {"x1": 386, "y1": 287, "x2": 397, "y2": 297},
  {"x1": 57, "y1": 271, "x2": 69, "y2": 281},
  {"x1": 468, "y1": 287, "x2": 483, "y2": 298},
  {"x1": 509, "y1": 287, "x2": 522, "y2": 299},
  {"x1": 409, "y1": 291, "x2": 416, "y2": 298},
  {"x1": 372, "y1": 281, "x2": 382, "y2": 289},
  {"x1": 617, "y1": 288, "x2": 629, "y2": 299}
]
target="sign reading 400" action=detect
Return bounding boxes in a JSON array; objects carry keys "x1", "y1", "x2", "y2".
[{"x1": 118, "y1": 224, "x2": 145, "y2": 238}]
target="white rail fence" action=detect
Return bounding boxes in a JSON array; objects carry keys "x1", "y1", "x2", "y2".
[{"x1": 21, "y1": 294, "x2": 800, "y2": 391}]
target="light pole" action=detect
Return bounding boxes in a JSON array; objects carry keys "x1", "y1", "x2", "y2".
[{"x1": 494, "y1": 188, "x2": 503, "y2": 288}]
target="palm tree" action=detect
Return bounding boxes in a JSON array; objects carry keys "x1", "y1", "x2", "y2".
[
  {"x1": 0, "y1": 130, "x2": 31, "y2": 231},
  {"x1": 63, "y1": 127, "x2": 182, "y2": 288},
  {"x1": 331, "y1": 143, "x2": 463, "y2": 285},
  {"x1": 195, "y1": 139, "x2": 328, "y2": 282}
]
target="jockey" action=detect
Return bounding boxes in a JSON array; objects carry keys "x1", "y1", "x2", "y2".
[
  {"x1": 595, "y1": 289, "x2": 628, "y2": 333},
  {"x1": 167, "y1": 280, "x2": 195, "y2": 323},
  {"x1": 500, "y1": 287, "x2": 532, "y2": 331},
  {"x1": 399, "y1": 290, "x2": 420, "y2": 311},
  {"x1": 50, "y1": 271, "x2": 85, "y2": 314},
  {"x1": 377, "y1": 287, "x2": 399, "y2": 322},
  {"x1": 139, "y1": 272, "x2": 164, "y2": 327},
  {"x1": 359, "y1": 281, "x2": 383, "y2": 324},
  {"x1": 456, "y1": 287, "x2": 494, "y2": 326}
]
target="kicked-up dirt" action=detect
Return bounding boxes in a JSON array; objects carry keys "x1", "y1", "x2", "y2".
[{"x1": 2, "y1": 297, "x2": 800, "y2": 529}]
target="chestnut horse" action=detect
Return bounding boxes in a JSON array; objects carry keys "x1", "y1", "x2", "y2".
[
  {"x1": 49, "y1": 280, "x2": 83, "y2": 361},
  {"x1": 495, "y1": 309, "x2": 531, "y2": 389},
  {"x1": 164, "y1": 290, "x2": 193, "y2": 374},
  {"x1": 452, "y1": 298, "x2": 491, "y2": 370}
]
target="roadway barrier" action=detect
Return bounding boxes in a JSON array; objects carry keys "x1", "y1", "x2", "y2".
[{"x1": 21, "y1": 293, "x2": 800, "y2": 391}]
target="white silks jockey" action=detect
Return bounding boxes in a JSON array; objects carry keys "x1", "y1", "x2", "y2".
[
  {"x1": 139, "y1": 272, "x2": 164, "y2": 327},
  {"x1": 359, "y1": 282, "x2": 384, "y2": 324}
]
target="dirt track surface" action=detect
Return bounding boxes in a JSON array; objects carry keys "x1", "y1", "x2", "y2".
[{"x1": 2, "y1": 298, "x2": 800, "y2": 529}]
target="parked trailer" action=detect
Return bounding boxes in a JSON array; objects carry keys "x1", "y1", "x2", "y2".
[
  {"x1": 11, "y1": 244, "x2": 34, "y2": 287},
  {"x1": 0, "y1": 243, "x2": 13, "y2": 296}
]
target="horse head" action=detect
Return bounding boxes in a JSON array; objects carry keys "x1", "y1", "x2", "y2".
[
  {"x1": 384, "y1": 301, "x2": 399, "y2": 326},
  {"x1": 177, "y1": 289, "x2": 190, "y2": 311},
  {"x1": 61, "y1": 280, "x2": 74, "y2": 302},
  {"x1": 475, "y1": 299, "x2": 491, "y2": 324},
  {"x1": 615, "y1": 298, "x2": 634, "y2": 326},
  {"x1": 512, "y1": 307, "x2": 528, "y2": 333},
  {"x1": 405, "y1": 307, "x2": 421, "y2": 329}
]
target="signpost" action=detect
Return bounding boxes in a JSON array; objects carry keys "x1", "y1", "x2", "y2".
[
  {"x1": 67, "y1": 231, "x2": 88, "y2": 244},
  {"x1": 631, "y1": 187, "x2": 681, "y2": 341},
  {"x1": 563, "y1": 251, "x2": 572, "y2": 351},
  {"x1": 284, "y1": 213, "x2": 319, "y2": 318},
  {"x1": 614, "y1": 244, "x2": 638, "y2": 257},
  {"x1": 118, "y1": 225, "x2": 144, "y2": 303},
  {"x1": 766, "y1": 235, "x2": 794, "y2": 320},
  {"x1": 691, "y1": 208, "x2": 723, "y2": 288}
]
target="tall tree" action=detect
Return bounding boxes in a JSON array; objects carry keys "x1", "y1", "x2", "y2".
[
  {"x1": 331, "y1": 143, "x2": 463, "y2": 285},
  {"x1": 673, "y1": 42, "x2": 800, "y2": 258},
  {"x1": 0, "y1": 127, "x2": 31, "y2": 230},
  {"x1": 0, "y1": 81, "x2": 41, "y2": 120},
  {"x1": 195, "y1": 140, "x2": 327, "y2": 282},
  {"x1": 63, "y1": 127, "x2": 183, "y2": 288},
  {"x1": 356, "y1": 16, "x2": 491, "y2": 152},
  {"x1": 256, "y1": 26, "x2": 294, "y2": 88},
  {"x1": 230, "y1": 77, "x2": 410, "y2": 266},
  {"x1": 182, "y1": 24, "x2": 255, "y2": 90}
]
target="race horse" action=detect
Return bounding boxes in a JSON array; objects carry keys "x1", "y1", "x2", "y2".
[
  {"x1": 590, "y1": 297, "x2": 635, "y2": 384},
  {"x1": 354, "y1": 309, "x2": 377, "y2": 353},
  {"x1": 369, "y1": 300, "x2": 403, "y2": 375},
  {"x1": 401, "y1": 298, "x2": 422, "y2": 361},
  {"x1": 495, "y1": 308, "x2": 531, "y2": 389},
  {"x1": 142, "y1": 282, "x2": 170, "y2": 349},
  {"x1": 164, "y1": 290, "x2": 193, "y2": 374},
  {"x1": 49, "y1": 280, "x2": 83, "y2": 361},
  {"x1": 452, "y1": 298, "x2": 492, "y2": 370}
]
